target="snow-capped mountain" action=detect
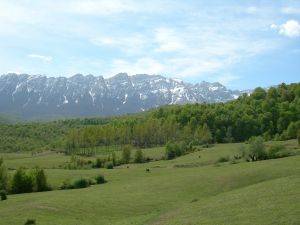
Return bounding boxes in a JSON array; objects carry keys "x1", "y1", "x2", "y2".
[{"x1": 0, "y1": 73, "x2": 243, "y2": 119}]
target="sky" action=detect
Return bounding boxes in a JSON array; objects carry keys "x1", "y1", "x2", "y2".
[{"x1": 0, "y1": 0, "x2": 299, "y2": 89}]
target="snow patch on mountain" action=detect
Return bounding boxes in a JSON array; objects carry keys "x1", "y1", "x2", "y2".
[{"x1": 0, "y1": 73, "x2": 245, "y2": 119}]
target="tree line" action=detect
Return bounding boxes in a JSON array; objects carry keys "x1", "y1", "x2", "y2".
[{"x1": 65, "y1": 83, "x2": 300, "y2": 152}]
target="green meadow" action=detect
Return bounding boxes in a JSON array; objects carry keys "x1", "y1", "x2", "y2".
[{"x1": 0, "y1": 140, "x2": 299, "y2": 225}]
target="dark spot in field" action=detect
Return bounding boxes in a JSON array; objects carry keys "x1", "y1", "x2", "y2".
[
  {"x1": 190, "y1": 198, "x2": 198, "y2": 203},
  {"x1": 151, "y1": 165, "x2": 165, "y2": 168}
]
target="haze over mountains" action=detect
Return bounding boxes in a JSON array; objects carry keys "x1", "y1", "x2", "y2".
[{"x1": 0, "y1": 73, "x2": 245, "y2": 120}]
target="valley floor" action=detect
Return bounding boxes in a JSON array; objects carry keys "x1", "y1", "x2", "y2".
[{"x1": 0, "y1": 140, "x2": 299, "y2": 225}]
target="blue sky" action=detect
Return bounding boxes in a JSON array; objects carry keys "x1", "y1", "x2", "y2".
[{"x1": 0, "y1": 0, "x2": 299, "y2": 89}]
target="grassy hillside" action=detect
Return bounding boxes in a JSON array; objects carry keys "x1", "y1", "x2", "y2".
[{"x1": 0, "y1": 140, "x2": 299, "y2": 225}]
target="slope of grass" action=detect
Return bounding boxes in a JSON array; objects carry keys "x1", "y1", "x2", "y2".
[
  {"x1": 152, "y1": 175, "x2": 300, "y2": 225},
  {"x1": 0, "y1": 140, "x2": 299, "y2": 225}
]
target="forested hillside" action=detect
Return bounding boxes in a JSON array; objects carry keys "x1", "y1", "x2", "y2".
[{"x1": 0, "y1": 83, "x2": 299, "y2": 153}]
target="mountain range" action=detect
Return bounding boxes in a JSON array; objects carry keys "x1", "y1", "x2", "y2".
[{"x1": 0, "y1": 73, "x2": 245, "y2": 120}]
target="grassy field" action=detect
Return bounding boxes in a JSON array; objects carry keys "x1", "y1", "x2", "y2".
[{"x1": 0, "y1": 140, "x2": 299, "y2": 225}]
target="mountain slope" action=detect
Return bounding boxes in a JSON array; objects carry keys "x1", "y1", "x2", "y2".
[{"x1": 0, "y1": 73, "x2": 242, "y2": 119}]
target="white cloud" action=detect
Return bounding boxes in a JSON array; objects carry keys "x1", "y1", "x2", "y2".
[
  {"x1": 216, "y1": 74, "x2": 240, "y2": 86},
  {"x1": 99, "y1": 23, "x2": 278, "y2": 79},
  {"x1": 63, "y1": 0, "x2": 177, "y2": 16},
  {"x1": 0, "y1": 2, "x2": 35, "y2": 24},
  {"x1": 281, "y1": 7, "x2": 300, "y2": 15},
  {"x1": 246, "y1": 6, "x2": 258, "y2": 14},
  {"x1": 271, "y1": 20, "x2": 300, "y2": 38},
  {"x1": 164, "y1": 57, "x2": 225, "y2": 78},
  {"x1": 0, "y1": 1, "x2": 289, "y2": 82},
  {"x1": 66, "y1": 0, "x2": 138, "y2": 16},
  {"x1": 28, "y1": 54, "x2": 53, "y2": 63},
  {"x1": 270, "y1": 24, "x2": 278, "y2": 29},
  {"x1": 90, "y1": 34, "x2": 146, "y2": 55},
  {"x1": 154, "y1": 27, "x2": 186, "y2": 52}
]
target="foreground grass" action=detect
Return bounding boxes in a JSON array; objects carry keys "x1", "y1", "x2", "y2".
[{"x1": 0, "y1": 140, "x2": 299, "y2": 225}]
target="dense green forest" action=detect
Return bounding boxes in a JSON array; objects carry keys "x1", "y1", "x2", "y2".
[{"x1": 0, "y1": 83, "x2": 299, "y2": 153}]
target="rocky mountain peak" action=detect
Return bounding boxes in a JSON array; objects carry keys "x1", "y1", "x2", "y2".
[{"x1": 0, "y1": 73, "x2": 243, "y2": 120}]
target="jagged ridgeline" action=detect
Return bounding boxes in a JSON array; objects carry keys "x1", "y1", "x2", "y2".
[
  {"x1": 0, "y1": 83, "x2": 299, "y2": 153},
  {"x1": 0, "y1": 73, "x2": 244, "y2": 120}
]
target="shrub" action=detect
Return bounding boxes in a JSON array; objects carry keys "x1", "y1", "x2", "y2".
[
  {"x1": 134, "y1": 149, "x2": 144, "y2": 163},
  {"x1": 111, "y1": 152, "x2": 118, "y2": 166},
  {"x1": 0, "y1": 190, "x2": 7, "y2": 201},
  {"x1": 106, "y1": 162, "x2": 114, "y2": 169},
  {"x1": 66, "y1": 155, "x2": 92, "y2": 169},
  {"x1": 267, "y1": 145, "x2": 290, "y2": 159},
  {"x1": 165, "y1": 142, "x2": 177, "y2": 160},
  {"x1": 233, "y1": 154, "x2": 242, "y2": 160},
  {"x1": 247, "y1": 136, "x2": 267, "y2": 161},
  {"x1": 73, "y1": 178, "x2": 90, "y2": 189},
  {"x1": 0, "y1": 157, "x2": 8, "y2": 191},
  {"x1": 24, "y1": 219, "x2": 36, "y2": 225},
  {"x1": 95, "y1": 175, "x2": 106, "y2": 184},
  {"x1": 11, "y1": 168, "x2": 34, "y2": 194},
  {"x1": 89, "y1": 179, "x2": 96, "y2": 185},
  {"x1": 165, "y1": 141, "x2": 191, "y2": 160},
  {"x1": 217, "y1": 156, "x2": 230, "y2": 163},
  {"x1": 33, "y1": 168, "x2": 50, "y2": 192},
  {"x1": 60, "y1": 179, "x2": 73, "y2": 190},
  {"x1": 122, "y1": 145, "x2": 132, "y2": 164},
  {"x1": 94, "y1": 158, "x2": 105, "y2": 168}
]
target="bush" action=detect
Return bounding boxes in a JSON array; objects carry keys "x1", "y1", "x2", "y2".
[
  {"x1": 94, "y1": 158, "x2": 105, "y2": 168},
  {"x1": 11, "y1": 168, "x2": 34, "y2": 194},
  {"x1": 165, "y1": 141, "x2": 192, "y2": 160},
  {"x1": 106, "y1": 162, "x2": 114, "y2": 169},
  {"x1": 111, "y1": 152, "x2": 118, "y2": 166},
  {"x1": 95, "y1": 175, "x2": 106, "y2": 184},
  {"x1": 66, "y1": 155, "x2": 92, "y2": 169},
  {"x1": 0, "y1": 190, "x2": 7, "y2": 201},
  {"x1": 217, "y1": 156, "x2": 230, "y2": 163},
  {"x1": 122, "y1": 145, "x2": 132, "y2": 164},
  {"x1": 60, "y1": 179, "x2": 73, "y2": 190},
  {"x1": 134, "y1": 149, "x2": 144, "y2": 163},
  {"x1": 33, "y1": 168, "x2": 51, "y2": 192},
  {"x1": 0, "y1": 157, "x2": 8, "y2": 191},
  {"x1": 73, "y1": 178, "x2": 90, "y2": 189},
  {"x1": 246, "y1": 136, "x2": 267, "y2": 161},
  {"x1": 24, "y1": 219, "x2": 36, "y2": 225},
  {"x1": 267, "y1": 145, "x2": 290, "y2": 159},
  {"x1": 165, "y1": 142, "x2": 178, "y2": 160}
]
